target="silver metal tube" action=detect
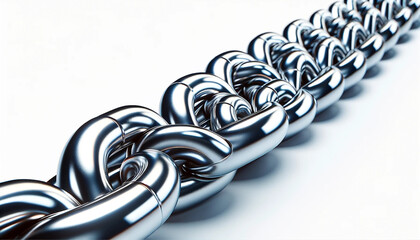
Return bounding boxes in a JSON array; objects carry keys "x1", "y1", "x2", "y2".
[
  {"x1": 57, "y1": 106, "x2": 168, "y2": 203},
  {"x1": 22, "y1": 150, "x2": 180, "y2": 239},
  {"x1": 0, "y1": 180, "x2": 79, "y2": 238}
]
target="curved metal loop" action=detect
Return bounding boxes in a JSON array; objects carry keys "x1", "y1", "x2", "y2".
[
  {"x1": 206, "y1": 51, "x2": 257, "y2": 88},
  {"x1": 398, "y1": 0, "x2": 419, "y2": 20},
  {"x1": 330, "y1": 0, "x2": 364, "y2": 22},
  {"x1": 248, "y1": 33, "x2": 344, "y2": 112},
  {"x1": 360, "y1": 1, "x2": 401, "y2": 50},
  {"x1": 284, "y1": 20, "x2": 367, "y2": 89},
  {"x1": 161, "y1": 73, "x2": 236, "y2": 128},
  {"x1": 161, "y1": 73, "x2": 289, "y2": 169},
  {"x1": 248, "y1": 33, "x2": 289, "y2": 67},
  {"x1": 175, "y1": 173, "x2": 236, "y2": 212},
  {"x1": 283, "y1": 20, "x2": 316, "y2": 47},
  {"x1": 2, "y1": 1, "x2": 419, "y2": 238},
  {"x1": 248, "y1": 33, "x2": 304, "y2": 67},
  {"x1": 343, "y1": 0, "x2": 401, "y2": 51},
  {"x1": 56, "y1": 105, "x2": 168, "y2": 203},
  {"x1": 209, "y1": 93, "x2": 253, "y2": 131},
  {"x1": 206, "y1": 51, "x2": 285, "y2": 94},
  {"x1": 312, "y1": 8, "x2": 386, "y2": 68},
  {"x1": 275, "y1": 48, "x2": 322, "y2": 89},
  {"x1": 285, "y1": 22, "x2": 345, "y2": 59},
  {"x1": 233, "y1": 61, "x2": 287, "y2": 96},
  {"x1": 132, "y1": 125, "x2": 234, "y2": 178},
  {"x1": 0, "y1": 180, "x2": 80, "y2": 238},
  {"x1": 207, "y1": 51, "x2": 315, "y2": 137},
  {"x1": 160, "y1": 148, "x2": 237, "y2": 212},
  {"x1": 253, "y1": 81, "x2": 317, "y2": 137},
  {"x1": 274, "y1": 47, "x2": 344, "y2": 112},
  {"x1": 158, "y1": 74, "x2": 245, "y2": 211},
  {"x1": 58, "y1": 104, "x2": 238, "y2": 214},
  {"x1": 128, "y1": 124, "x2": 237, "y2": 211},
  {"x1": 252, "y1": 80, "x2": 298, "y2": 110},
  {"x1": 371, "y1": 0, "x2": 414, "y2": 34},
  {"x1": 20, "y1": 150, "x2": 180, "y2": 239},
  {"x1": 214, "y1": 101, "x2": 288, "y2": 165},
  {"x1": 314, "y1": 36, "x2": 350, "y2": 67},
  {"x1": 10, "y1": 106, "x2": 184, "y2": 238}
]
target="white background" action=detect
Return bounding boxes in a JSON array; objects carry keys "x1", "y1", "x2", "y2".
[{"x1": 0, "y1": 0, "x2": 419, "y2": 239}]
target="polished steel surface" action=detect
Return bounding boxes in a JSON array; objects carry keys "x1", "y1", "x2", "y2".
[
  {"x1": 1, "y1": 0, "x2": 418, "y2": 238},
  {"x1": 161, "y1": 73, "x2": 289, "y2": 170},
  {"x1": 23, "y1": 150, "x2": 180, "y2": 239},
  {"x1": 311, "y1": 8, "x2": 386, "y2": 68},
  {"x1": 275, "y1": 49, "x2": 345, "y2": 112},
  {"x1": 401, "y1": 0, "x2": 419, "y2": 19},
  {"x1": 174, "y1": 171, "x2": 236, "y2": 212},
  {"x1": 343, "y1": 0, "x2": 401, "y2": 51},
  {"x1": 283, "y1": 20, "x2": 367, "y2": 89},
  {"x1": 0, "y1": 180, "x2": 79, "y2": 238},
  {"x1": 132, "y1": 125, "x2": 233, "y2": 178},
  {"x1": 209, "y1": 93, "x2": 253, "y2": 131},
  {"x1": 253, "y1": 83, "x2": 317, "y2": 137},
  {"x1": 207, "y1": 51, "x2": 316, "y2": 137},
  {"x1": 160, "y1": 73, "x2": 288, "y2": 206},
  {"x1": 369, "y1": 0, "x2": 414, "y2": 34},
  {"x1": 155, "y1": 147, "x2": 236, "y2": 212},
  {"x1": 246, "y1": 34, "x2": 345, "y2": 113},
  {"x1": 57, "y1": 105, "x2": 168, "y2": 203}
]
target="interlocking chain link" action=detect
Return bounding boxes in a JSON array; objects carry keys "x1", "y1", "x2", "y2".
[{"x1": 1, "y1": 0, "x2": 418, "y2": 238}]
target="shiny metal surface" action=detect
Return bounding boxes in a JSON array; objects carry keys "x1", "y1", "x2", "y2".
[
  {"x1": 400, "y1": 0, "x2": 419, "y2": 19},
  {"x1": 163, "y1": 90, "x2": 285, "y2": 209},
  {"x1": 207, "y1": 51, "x2": 316, "y2": 137},
  {"x1": 253, "y1": 82, "x2": 317, "y2": 137},
  {"x1": 174, "y1": 171, "x2": 236, "y2": 212},
  {"x1": 275, "y1": 48, "x2": 345, "y2": 112},
  {"x1": 311, "y1": 8, "x2": 386, "y2": 68},
  {"x1": 0, "y1": 180, "x2": 79, "y2": 238},
  {"x1": 215, "y1": 102, "x2": 288, "y2": 168},
  {"x1": 364, "y1": 0, "x2": 415, "y2": 34},
  {"x1": 205, "y1": 51, "x2": 257, "y2": 89},
  {"x1": 58, "y1": 105, "x2": 233, "y2": 213},
  {"x1": 209, "y1": 93, "x2": 253, "y2": 131},
  {"x1": 158, "y1": 147, "x2": 236, "y2": 212},
  {"x1": 1, "y1": 0, "x2": 418, "y2": 238},
  {"x1": 22, "y1": 150, "x2": 180, "y2": 239},
  {"x1": 57, "y1": 105, "x2": 168, "y2": 203},
  {"x1": 246, "y1": 35, "x2": 344, "y2": 112},
  {"x1": 381, "y1": 0, "x2": 413, "y2": 33},
  {"x1": 343, "y1": 0, "x2": 401, "y2": 51},
  {"x1": 161, "y1": 73, "x2": 288, "y2": 169},
  {"x1": 132, "y1": 125, "x2": 233, "y2": 178},
  {"x1": 283, "y1": 20, "x2": 367, "y2": 89},
  {"x1": 161, "y1": 73, "x2": 236, "y2": 127}
]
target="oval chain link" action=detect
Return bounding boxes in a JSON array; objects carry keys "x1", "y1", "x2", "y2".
[{"x1": 0, "y1": 0, "x2": 418, "y2": 238}]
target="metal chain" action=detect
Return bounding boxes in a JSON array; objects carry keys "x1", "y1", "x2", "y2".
[{"x1": 0, "y1": 0, "x2": 418, "y2": 238}]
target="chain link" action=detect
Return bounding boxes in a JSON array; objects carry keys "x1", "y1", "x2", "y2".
[{"x1": 1, "y1": 0, "x2": 418, "y2": 238}]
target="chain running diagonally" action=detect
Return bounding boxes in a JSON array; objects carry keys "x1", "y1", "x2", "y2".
[{"x1": 0, "y1": 0, "x2": 418, "y2": 238}]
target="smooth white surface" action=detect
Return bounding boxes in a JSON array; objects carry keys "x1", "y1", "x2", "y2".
[{"x1": 0, "y1": 0, "x2": 419, "y2": 239}]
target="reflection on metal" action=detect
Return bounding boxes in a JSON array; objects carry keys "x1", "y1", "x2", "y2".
[
  {"x1": 161, "y1": 72, "x2": 288, "y2": 179},
  {"x1": 1, "y1": 0, "x2": 417, "y2": 238}
]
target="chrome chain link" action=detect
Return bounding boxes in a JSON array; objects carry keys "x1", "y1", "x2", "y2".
[{"x1": 1, "y1": 0, "x2": 418, "y2": 238}]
